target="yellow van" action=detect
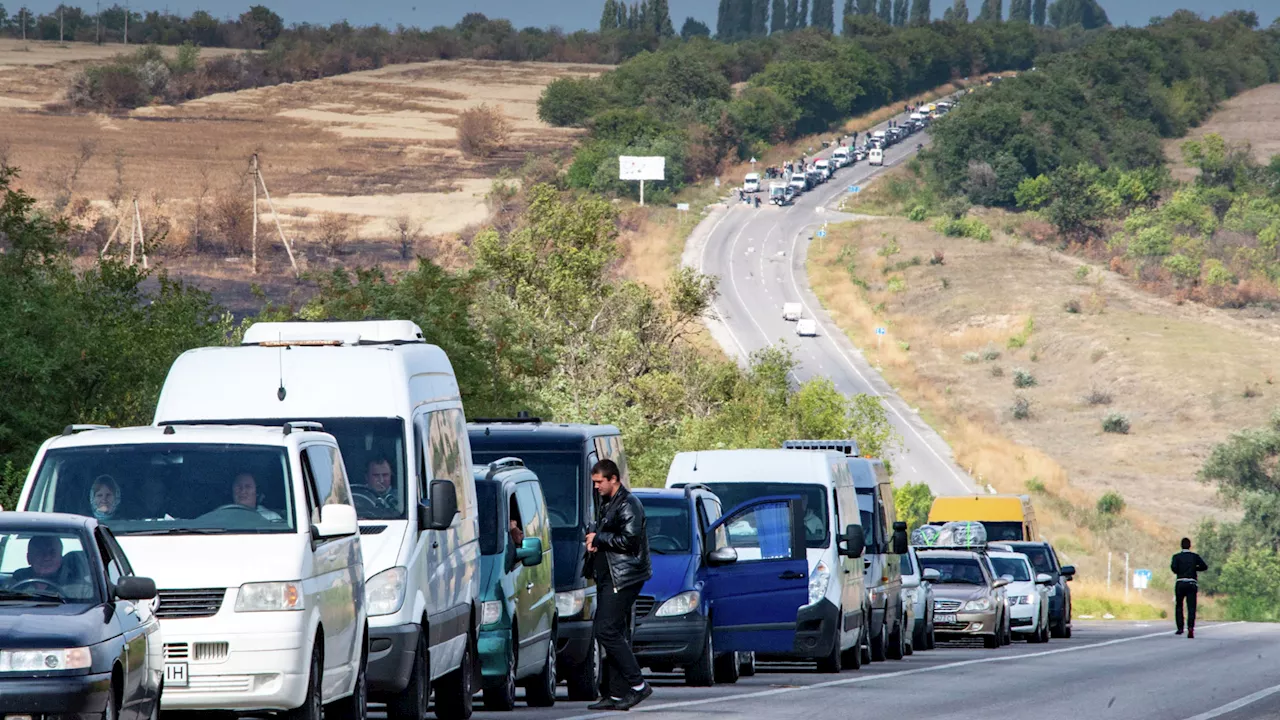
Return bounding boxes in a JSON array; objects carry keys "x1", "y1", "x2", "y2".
[{"x1": 928, "y1": 494, "x2": 1038, "y2": 542}]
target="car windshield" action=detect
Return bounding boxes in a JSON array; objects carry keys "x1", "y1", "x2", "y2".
[
  {"x1": 475, "y1": 481, "x2": 502, "y2": 556},
  {"x1": 980, "y1": 521, "x2": 1025, "y2": 541},
  {"x1": 919, "y1": 556, "x2": 985, "y2": 585},
  {"x1": 1011, "y1": 545, "x2": 1055, "y2": 574},
  {"x1": 991, "y1": 557, "x2": 1032, "y2": 582},
  {"x1": 472, "y1": 451, "x2": 581, "y2": 530},
  {"x1": 637, "y1": 497, "x2": 691, "y2": 554},
  {"x1": 0, "y1": 530, "x2": 99, "y2": 604},
  {"x1": 693, "y1": 482, "x2": 828, "y2": 548},
  {"x1": 27, "y1": 444, "x2": 297, "y2": 535}
]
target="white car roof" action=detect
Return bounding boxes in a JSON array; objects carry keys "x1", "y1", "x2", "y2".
[
  {"x1": 41, "y1": 424, "x2": 324, "y2": 451},
  {"x1": 667, "y1": 449, "x2": 841, "y2": 488}
]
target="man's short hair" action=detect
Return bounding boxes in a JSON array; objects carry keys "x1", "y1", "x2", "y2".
[
  {"x1": 368, "y1": 457, "x2": 391, "y2": 470},
  {"x1": 591, "y1": 459, "x2": 621, "y2": 481},
  {"x1": 29, "y1": 535, "x2": 62, "y2": 557},
  {"x1": 1181, "y1": 537, "x2": 1192, "y2": 550}
]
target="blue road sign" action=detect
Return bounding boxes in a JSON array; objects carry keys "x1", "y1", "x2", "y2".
[
  {"x1": 875, "y1": 327, "x2": 886, "y2": 336},
  {"x1": 850, "y1": 185, "x2": 861, "y2": 193},
  {"x1": 1133, "y1": 569, "x2": 1151, "y2": 590},
  {"x1": 817, "y1": 230, "x2": 826, "y2": 238}
]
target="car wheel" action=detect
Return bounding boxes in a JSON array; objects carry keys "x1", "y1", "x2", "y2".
[
  {"x1": 566, "y1": 638, "x2": 602, "y2": 701},
  {"x1": 483, "y1": 634, "x2": 517, "y2": 711},
  {"x1": 816, "y1": 627, "x2": 842, "y2": 673},
  {"x1": 389, "y1": 631, "x2": 429, "y2": 720},
  {"x1": 285, "y1": 643, "x2": 323, "y2": 720},
  {"x1": 912, "y1": 620, "x2": 926, "y2": 650},
  {"x1": 713, "y1": 650, "x2": 740, "y2": 685},
  {"x1": 328, "y1": 635, "x2": 368, "y2": 720},
  {"x1": 870, "y1": 619, "x2": 887, "y2": 662},
  {"x1": 983, "y1": 633, "x2": 1000, "y2": 649},
  {"x1": 860, "y1": 611, "x2": 873, "y2": 664},
  {"x1": 434, "y1": 633, "x2": 475, "y2": 720},
  {"x1": 524, "y1": 632, "x2": 557, "y2": 708},
  {"x1": 1064, "y1": 622, "x2": 1072, "y2": 639},
  {"x1": 105, "y1": 681, "x2": 119, "y2": 720},
  {"x1": 685, "y1": 624, "x2": 715, "y2": 686},
  {"x1": 926, "y1": 622, "x2": 936, "y2": 651},
  {"x1": 738, "y1": 651, "x2": 757, "y2": 677},
  {"x1": 886, "y1": 619, "x2": 905, "y2": 660}
]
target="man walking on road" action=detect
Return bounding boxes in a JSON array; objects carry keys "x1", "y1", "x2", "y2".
[
  {"x1": 586, "y1": 459, "x2": 652, "y2": 711},
  {"x1": 1172, "y1": 537, "x2": 1208, "y2": 638}
]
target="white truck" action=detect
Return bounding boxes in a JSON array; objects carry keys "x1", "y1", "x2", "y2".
[
  {"x1": 744, "y1": 173, "x2": 761, "y2": 193},
  {"x1": 782, "y1": 302, "x2": 802, "y2": 321},
  {"x1": 815, "y1": 158, "x2": 833, "y2": 179},
  {"x1": 869, "y1": 148, "x2": 884, "y2": 166},
  {"x1": 832, "y1": 148, "x2": 850, "y2": 167},
  {"x1": 770, "y1": 182, "x2": 792, "y2": 206},
  {"x1": 788, "y1": 172, "x2": 808, "y2": 195}
]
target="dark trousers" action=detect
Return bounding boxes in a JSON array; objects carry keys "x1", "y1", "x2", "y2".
[
  {"x1": 594, "y1": 580, "x2": 644, "y2": 699},
  {"x1": 1175, "y1": 581, "x2": 1198, "y2": 631}
]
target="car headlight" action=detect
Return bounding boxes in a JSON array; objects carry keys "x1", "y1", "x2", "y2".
[
  {"x1": 1012, "y1": 595, "x2": 1030, "y2": 605},
  {"x1": 655, "y1": 590, "x2": 701, "y2": 618},
  {"x1": 236, "y1": 581, "x2": 304, "y2": 612},
  {"x1": 556, "y1": 589, "x2": 585, "y2": 618},
  {"x1": 481, "y1": 600, "x2": 503, "y2": 626},
  {"x1": 366, "y1": 566, "x2": 408, "y2": 617},
  {"x1": 808, "y1": 562, "x2": 831, "y2": 606},
  {"x1": 0, "y1": 647, "x2": 91, "y2": 672},
  {"x1": 963, "y1": 597, "x2": 991, "y2": 612}
]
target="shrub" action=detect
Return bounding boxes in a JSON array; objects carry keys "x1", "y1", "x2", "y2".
[
  {"x1": 1011, "y1": 394, "x2": 1031, "y2": 419},
  {"x1": 887, "y1": 276, "x2": 906, "y2": 293},
  {"x1": 457, "y1": 104, "x2": 512, "y2": 158},
  {"x1": 537, "y1": 77, "x2": 602, "y2": 127},
  {"x1": 1074, "y1": 265, "x2": 1090, "y2": 282},
  {"x1": 1243, "y1": 384, "x2": 1261, "y2": 399},
  {"x1": 981, "y1": 345, "x2": 1001, "y2": 361},
  {"x1": 1063, "y1": 298, "x2": 1081, "y2": 313},
  {"x1": 1082, "y1": 386, "x2": 1112, "y2": 405},
  {"x1": 933, "y1": 216, "x2": 993, "y2": 242},
  {"x1": 908, "y1": 205, "x2": 928, "y2": 222},
  {"x1": 1008, "y1": 317, "x2": 1035, "y2": 349},
  {"x1": 1026, "y1": 476, "x2": 1045, "y2": 493},
  {"x1": 1012, "y1": 368, "x2": 1037, "y2": 388},
  {"x1": 1102, "y1": 412, "x2": 1130, "y2": 434},
  {"x1": 1096, "y1": 490, "x2": 1125, "y2": 515},
  {"x1": 963, "y1": 351, "x2": 980, "y2": 364},
  {"x1": 990, "y1": 365, "x2": 1004, "y2": 378},
  {"x1": 315, "y1": 213, "x2": 354, "y2": 257}
]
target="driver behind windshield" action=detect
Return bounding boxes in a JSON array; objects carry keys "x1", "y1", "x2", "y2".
[
  {"x1": 9, "y1": 535, "x2": 88, "y2": 593},
  {"x1": 232, "y1": 473, "x2": 283, "y2": 521},
  {"x1": 354, "y1": 457, "x2": 400, "y2": 514}
]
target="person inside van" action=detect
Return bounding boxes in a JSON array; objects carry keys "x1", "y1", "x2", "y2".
[
  {"x1": 89, "y1": 475, "x2": 121, "y2": 520},
  {"x1": 231, "y1": 473, "x2": 283, "y2": 521},
  {"x1": 509, "y1": 495, "x2": 524, "y2": 548},
  {"x1": 354, "y1": 457, "x2": 400, "y2": 514}
]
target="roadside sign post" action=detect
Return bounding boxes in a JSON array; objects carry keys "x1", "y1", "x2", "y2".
[
  {"x1": 1124, "y1": 552, "x2": 1130, "y2": 602},
  {"x1": 620, "y1": 156, "x2": 665, "y2": 207},
  {"x1": 1133, "y1": 569, "x2": 1151, "y2": 594},
  {"x1": 875, "y1": 326, "x2": 886, "y2": 350},
  {"x1": 851, "y1": 185, "x2": 861, "y2": 194}
]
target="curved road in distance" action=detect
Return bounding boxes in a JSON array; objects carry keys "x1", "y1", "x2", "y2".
[{"x1": 684, "y1": 108, "x2": 974, "y2": 496}]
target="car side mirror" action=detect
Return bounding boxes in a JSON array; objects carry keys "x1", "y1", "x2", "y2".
[
  {"x1": 993, "y1": 577, "x2": 1011, "y2": 589},
  {"x1": 314, "y1": 503, "x2": 358, "y2": 538},
  {"x1": 516, "y1": 537, "x2": 543, "y2": 567},
  {"x1": 115, "y1": 576, "x2": 157, "y2": 601},
  {"x1": 841, "y1": 524, "x2": 865, "y2": 558},
  {"x1": 923, "y1": 568, "x2": 941, "y2": 582},
  {"x1": 1060, "y1": 565, "x2": 1075, "y2": 581},
  {"x1": 707, "y1": 546, "x2": 738, "y2": 566},
  {"x1": 1035, "y1": 573, "x2": 1053, "y2": 584},
  {"x1": 892, "y1": 521, "x2": 909, "y2": 555},
  {"x1": 421, "y1": 480, "x2": 458, "y2": 531}
]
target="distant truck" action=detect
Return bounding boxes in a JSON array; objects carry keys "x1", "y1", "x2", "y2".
[
  {"x1": 782, "y1": 302, "x2": 802, "y2": 321},
  {"x1": 869, "y1": 148, "x2": 884, "y2": 166},
  {"x1": 744, "y1": 173, "x2": 761, "y2": 193},
  {"x1": 788, "y1": 173, "x2": 808, "y2": 194},
  {"x1": 770, "y1": 182, "x2": 792, "y2": 206},
  {"x1": 814, "y1": 158, "x2": 833, "y2": 179},
  {"x1": 831, "y1": 148, "x2": 850, "y2": 167}
]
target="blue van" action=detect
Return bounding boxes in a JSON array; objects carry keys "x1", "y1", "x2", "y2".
[{"x1": 630, "y1": 486, "x2": 753, "y2": 685}]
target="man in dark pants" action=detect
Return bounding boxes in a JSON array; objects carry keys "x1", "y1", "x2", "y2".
[
  {"x1": 585, "y1": 459, "x2": 652, "y2": 711},
  {"x1": 1171, "y1": 537, "x2": 1208, "y2": 638}
]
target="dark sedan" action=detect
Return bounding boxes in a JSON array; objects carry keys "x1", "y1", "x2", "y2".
[{"x1": 0, "y1": 512, "x2": 161, "y2": 720}]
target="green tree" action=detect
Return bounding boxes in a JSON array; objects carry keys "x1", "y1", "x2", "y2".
[
  {"x1": 750, "y1": 0, "x2": 770, "y2": 35},
  {"x1": 537, "y1": 77, "x2": 604, "y2": 127},
  {"x1": 811, "y1": 0, "x2": 835, "y2": 30},
  {"x1": 772, "y1": 0, "x2": 788, "y2": 31},
  {"x1": 1046, "y1": 164, "x2": 1109, "y2": 237},
  {"x1": 892, "y1": 0, "x2": 909, "y2": 25},
  {"x1": 910, "y1": 0, "x2": 931, "y2": 23},
  {"x1": 651, "y1": 0, "x2": 676, "y2": 35},
  {"x1": 943, "y1": 0, "x2": 969, "y2": 22},
  {"x1": 797, "y1": 0, "x2": 809, "y2": 26},
  {"x1": 877, "y1": 0, "x2": 892, "y2": 23},
  {"x1": 895, "y1": 482, "x2": 935, "y2": 532},
  {"x1": 238, "y1": 5, "x2": 282, "y2": 48},
  {"x1": 1047, "y1": 0, "x2": 1108, "y2": 29},
  {"x1": 856, "y1": 0, "x2": 877, "y2": 14},
  {"x1": 976, "y1": 0, "x2": 1001, "y2": 21},
  {"x1": 1032, "y1": 0, "x2": 1046, "y2": 24},
  {"x1": 787, "y1": 0, "x2": 800, "y2": 28},
  {"x1": 601, "y1": 0, "x2": 621, "y2": 30},
  {"x1": 680, "y1": 16, "x2": 712, "y2": 37},
  {"x1": 1009, "y1": 0, "x2": 1030, "y2": 21}
]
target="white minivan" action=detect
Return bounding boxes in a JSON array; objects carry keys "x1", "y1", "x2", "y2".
[
  {"x1": 869, "y1": 148, "x2": 884, "y2": 166},
  {"x1": 20, "y1": 424, "x2": 368, "y2": 719},
  {"x1": 744, "y1": 173, "x2": 761, "y2": 193},
  {"x1": 152, "y1": 320, "x2": 481, "y2": 719},
  {"x1": 666, "y1": 449, "x2": 867, "y2": 672}
]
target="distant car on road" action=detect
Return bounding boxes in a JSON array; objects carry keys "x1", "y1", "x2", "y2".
[
  {"x1": 744, "y1": 173, "x2": 761, "y2": 194},
  {"x1": 988, "y1": 549, "x2": 1051, "y2": 643},
  {"x1": 796, "y1": 318, "x2": 818, "y2": 337},
  {"x1": 901, "y1": 546, "x2": 938, "y2": 652},
  {"x1": 918, "y1": 548, "x2": 1011, "y2": 649},
  {"x1": 991, "y1": 541, "x2": 1074, "y2": 638},
  {"x1": 782, "y1": 302, "x2": 802, "y2": 321}
]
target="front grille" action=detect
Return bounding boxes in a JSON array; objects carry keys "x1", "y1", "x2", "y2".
[
  {"x1": 164, "y1": 643, "x2": 188, "y2": 660},
  {"x1": 934, "y1": 599, "x2": 962, "y2": 613},
  {"x1": 194, "y1": 642, "x2": 229, "y2": 662},
  {"x1": 157, "y1": 589, "x2": 226, "y2": 619},
  {"x1": 634, "y1": 596, "x2": 656, "y2": 619}
]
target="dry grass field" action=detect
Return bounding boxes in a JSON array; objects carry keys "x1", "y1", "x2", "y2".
[
  {"x1": 1166, "y1": 83, "x2": 1280, "y2": 182},
  {"x1": 0, "y1": 40, "x2": 604, "y2": 311}
]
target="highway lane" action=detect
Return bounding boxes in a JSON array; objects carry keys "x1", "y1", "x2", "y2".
[
  {"x1": 441, "y1": 622, "x2": 1280, "y2": 720},
  {"x1": 683, "y1": 109, "x2": 974, "y2": 496}
]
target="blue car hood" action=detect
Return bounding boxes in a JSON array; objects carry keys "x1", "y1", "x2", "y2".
[{"x1": 639, "y1": 553, "x2": 698, "y2": 601}]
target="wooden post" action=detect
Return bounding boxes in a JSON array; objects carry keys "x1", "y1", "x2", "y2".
[
  {"x1": 135, "y1": 197, "x2": 147, "y2": 269},
  {"x1": 127, "y1": 197, "x2": 136, "y2": 266},
  {"x1": 100, "y1": 215, "x2": 125, "y2": 258},
  {"x1": 251, "y1": 154, "x2": 259, "y2": 275},
  {"x1": 255, "y1": 162, "x2": 300, "y2": 277}
]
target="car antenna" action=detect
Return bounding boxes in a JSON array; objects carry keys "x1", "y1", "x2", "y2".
[
  {"x1": 692, "y1": 451, "x2": 698, "y2": 471},
  {"x1": 276, "y1": 333, "x2": 287, "y2": 402}
]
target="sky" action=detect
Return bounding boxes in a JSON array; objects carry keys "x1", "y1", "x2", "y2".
[{"x1": 16, "y1": 0, "x2": 1280, "y2": 32}]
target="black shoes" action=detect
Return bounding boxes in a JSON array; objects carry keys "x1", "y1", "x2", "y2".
[
  {"x1": 1175, "y1": 628, "x2": 1184, "y2": 635},
  {"x1": 587, "y1": 698, "x2": 619, "y2": 711},
  {"x1": 614, "y1": 684, "x2": 653, "y2": 711},
  {"x1": 1188, "y1": 629, "x2": 1195, "y2": 639}
]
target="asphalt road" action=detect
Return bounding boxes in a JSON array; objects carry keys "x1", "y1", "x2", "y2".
[
  {"x1": 682, "y1": 108, "x2": 974, "y2": 496},
  {"x1": 441, "y1": 621, "x2": 1280, "y2": 720}
]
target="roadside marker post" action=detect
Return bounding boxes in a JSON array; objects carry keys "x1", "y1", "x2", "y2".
[
  {"x1": 850, "y1": 185, "x2": 861, "y2": 193},
  {"x1": 1133, "y1": 569, "x2": 1151, "y2": 593},
  {"x1": 875, "y1": 326, "x2": 886, "y2": 350}
]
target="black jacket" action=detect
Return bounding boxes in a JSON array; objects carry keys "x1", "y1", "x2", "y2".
[
  {"x1": 1171, "y1": 550, "x2": 1208, "y2": 582},
  {"x1": 586, "y1": 487, "x2": 651, "y2": 591}
]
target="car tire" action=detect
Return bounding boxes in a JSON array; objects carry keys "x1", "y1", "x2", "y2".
[
  {"x1": 483, "y1": 634, "x2": 517, "y2": 711},
  {"x1": 524, "y1": 632, "x2": 557, "y2": 708},
  {"x1": 912, "y1": 621, "x2": 927, "y2": 651},
  {"x1": 685, "y1": 624, "x2": 715, "y2": 686},
  {"x1": 285, "y1": 643, "x2": 324, "y2": 720},
  {"x1": 870, "y1": 619, "x2": 887, "y2": 662},
  {"x1": 434, "y1": 633, "x2": 475, "y2": 720},
  {"x1": 886, "y1": 619, "x2": 905, "y2": 660},
  {"x1": 566, "y1": 638, "x2": 602, "y2": 701},
  {"x1": 738, "y1": 651, "x2": 757, "y2": 677},
  {"x1": 328, "y1": 635, "x2": 368, "y2": 720},
  {"x1": 713, "y1": 651, "x2": 740, "y2": 684},
  {"x1": 983, "y1": 633, "x2": 1000, "y2": 649},
  {"x1": 926, "y1": 622, "x2": 936, "y2": 651},
  {"x1": 1064, "y1": 622, "x2": 1072, "y2": 639},
  {"x1": 860, "y1": 611, "x2": 873, "y2": 664},
  {"x1": 816, "y1": 630, "x2": 842, "y2": 673},
  {"x1": 389, "y1": 631, "x2": 429, "y2": 720},
  {"x1": 105, "y1": 680, "x2": 119, "y2": 720}
]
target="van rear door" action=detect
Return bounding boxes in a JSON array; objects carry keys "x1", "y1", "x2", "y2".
[{"x1": 702, "y1": 496, "x2": 808, "y2": 654}]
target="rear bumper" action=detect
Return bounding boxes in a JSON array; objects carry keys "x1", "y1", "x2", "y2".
[
  {"x1": 633, "y1": 615, "x2": 707, "y2": 666},
  {"x1": 367, "y1": 621, "x2": 420, "y2": 696},
  {"x1": 0, "y1": 672, "x2": 112, "y2": 716}
]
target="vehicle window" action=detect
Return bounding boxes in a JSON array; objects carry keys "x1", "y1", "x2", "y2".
[
  {"x1": 0, "y1": 530, "x2": 99, "y2": 604},
  {"x1": 101, "y1": 528, "x2": 134, "y2": 576},
  {"x1": 515, "y1": 483, "x2": 543, "y2": 545},
  {"x1": 980, "y1": 521, "x2": 1025, "y2": 542},
  {"x1": 1017, "y1": 546, "x2": 1054, "y2": 574},
  {"x1": 304, "y1": 446, "x2": 352, "y2": 522},
  {"x1": 714, "y1": 500, "x2": 797, "y2": 562},
  {"x1": 472, "y1": 450, "x2": 583, "y2": 530},
  {"x1": 593, "y1": 435, "x2": 630, "y2": 488},
  {"x1": 703, "y1": 497, "x2": 723, "y2": 524},
  {"x1": 693, "y1": 482, "x2": 829, "y2": 548},
  {"x1": 96, "y1": 530, "x2": 124, "y2": 586},
  {"x1": 918, "y1": 556, "x2": 985, "y2": 585},
  {"x1": 426, "y1": 410, "x2": 469, "y2": 519},
  {"x1": 636, "y1": 497, "x2": 691, "y2": 554},
  {"x1": 475, "y1": 481, "x2": 501, "y2": 556},
  {"x1": 28, "y1": 444, "x2": 296, "y2": 535},
  {"x1": 856, "y1": 491, "x2": 885, "y2": 548},
  {"x1": 991, "y1": 557, "x2": 1032, "y2": 582},
  {"x1": 507, "y1": 493, "x2": 524, "y2": 570},
  {"x1": 900, "y1": 551, "x2": 915, "y2": 576}
]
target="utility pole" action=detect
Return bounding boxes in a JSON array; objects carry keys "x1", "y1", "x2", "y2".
[
  {"x1": 60, "y1": 6, "x2": 65, "y2": 43},
  {"x1": 96, "y1": 0, "x2": 101, "y2": 44},
  {"x1": 20, "y1": 8, "x2": 26, "y2": 41},
  {"x1": 124, "y1": 1, "x2": 129, "y2": 45}
]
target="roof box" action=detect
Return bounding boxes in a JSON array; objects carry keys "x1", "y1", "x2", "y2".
[{"x1": 241, "y1": 320, "x2": 425, "y2": 346}]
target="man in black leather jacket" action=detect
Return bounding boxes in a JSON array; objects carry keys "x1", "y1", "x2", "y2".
[
  {"x1": 1171, "y1": 537, "x2": 1208, "y2": 638},
  {"x1": 585, "y1": 459, "x2": 652, "y2": 711}
]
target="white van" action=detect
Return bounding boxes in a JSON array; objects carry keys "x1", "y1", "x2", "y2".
[
  {"x1": 869, "y1": 148, "x2": 884, "y2": 166},
  {"x1": 744, "y1": 173, "x2": 761, "y2": 193},
  {"x1": 666, "y1": 449, "x2": 867, "y2": 672},
  {"x1": 814, "y1": 158, "x2": 832, "y2": 178},
  {"x1": 20, "y1": 424, "x2": 368, "y2": 718},
  {"x1": 152, "y1": 321, "x2": 480, "y2": 720},
  {"x1": 782, "y1": 302, "x2": 802, "y2": 321},
  {"x1": 831, "y1": 148, "x2": 850, "y2": 167}
]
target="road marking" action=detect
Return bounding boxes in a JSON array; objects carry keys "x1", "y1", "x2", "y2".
[
  {"x1": 728, "y1": 220, "x2": 777, "y2": 349},
  {"x1": 560, "y1": 622, "x2": 1243, "y2": 719},
  {"x1": 1183, "y1": 682, "x2": 1280, "y2": 720}
]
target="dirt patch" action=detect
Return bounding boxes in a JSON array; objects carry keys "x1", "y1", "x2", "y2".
[{"x1": 1165, "y1": 83, "x2": 1280, "y2": 182}]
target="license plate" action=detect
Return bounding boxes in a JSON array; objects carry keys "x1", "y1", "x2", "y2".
[
  {"x1": 165, "y1": 662, "x2": 189, "y2": 688},
  {"x1": 937, "y1": 614, "x2": 957, "y2": 624}
]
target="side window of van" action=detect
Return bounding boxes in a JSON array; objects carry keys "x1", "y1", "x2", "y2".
[
  {"x1": 305, "y1": 447, "x2": 337, "y2": 511},
  {"x1": 426, "y1": 410, "x2": 469, "y2": 518},
  {"x1": 299, "y1": 450, "x2": 320, "y2": 524}
]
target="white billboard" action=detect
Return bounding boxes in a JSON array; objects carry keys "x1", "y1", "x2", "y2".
[{"x1": 619, "y1": 156, "x2": 666, "y2": 181}]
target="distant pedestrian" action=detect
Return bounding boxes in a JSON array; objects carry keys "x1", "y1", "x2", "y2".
[
  {"x1": 1171, "y1": 537, "x2": 1208, "y2": 638},
  {"x1": 585, "y1": 459, "x2": 652, "y2": 711},
  {"x1": 754, "y1": 196, "x2": 760, "y2": 209}
]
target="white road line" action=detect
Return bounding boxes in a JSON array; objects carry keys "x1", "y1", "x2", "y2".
[
  {"x1": 561, "y1": 623, "x2": 1244, "y2": 719},
  {"x1": 1183, "y1": 682, "x2": 1280, "y2": 720},
  {"x1": 697, "y1": 209, "x2": 753, "y2": 363},
  {"x1": 728, "y1": 220, "x2": 775, "y2": 348}
]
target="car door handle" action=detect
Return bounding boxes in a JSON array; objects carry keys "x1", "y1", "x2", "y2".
[
  {"x1": 778, "y1": 570, "x2": 806, "y2": 580},
  {"x1": 526, "y1": 582, "x2": 535, "y2": 591},
  {"x1": 432, "y1": 541, "x2": 439, "y2": 549}
]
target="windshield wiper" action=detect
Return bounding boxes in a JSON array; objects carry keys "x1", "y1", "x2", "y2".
[
  {"x1": 0, "y1": 589, "x2": 66, "y2": 604},
  {"x1": 649, "y1": 548, "x2": 670, "y2": 555},
  {"x1": 123, "y1": 527, "x2": 229, "y2": 536}
]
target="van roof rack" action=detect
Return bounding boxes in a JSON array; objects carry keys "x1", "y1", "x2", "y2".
[
  {"x1": 283, "y1": 421, "x2": 325, "y2": 435},
  {"x1": 782, "y1": 439, "x2": 860, "y2": 456},
  {"x1": 470, "y1": 411, "x2": 543, "y2": 425},
  {"x1": 63, "y1": 424, "x2": 110, "y2": 436},
  {"x1": 484, "y1": 457, "x2": 526, "y2": 480}
]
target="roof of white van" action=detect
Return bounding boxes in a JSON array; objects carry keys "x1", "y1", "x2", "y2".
[
  {"x1": 44, "y1": 424, "x2": 315, "y2": 450},
  {"x1": 665, "y1": 449, "x2": 840, "y2": 487},
  {"x1": 242, "y1": 320, "x2": 424, "y2": 346}
]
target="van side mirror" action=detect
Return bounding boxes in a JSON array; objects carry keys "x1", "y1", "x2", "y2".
[
  {"x1": 1060, "y1": 565, "x2": 1075, "y2": 581},
  {"x1": 841, "y1": 524, "x2": 865, "y2": 558},
  {"x1": 1035, "y1": 573, "x2": 1053, "y2": 584},
  {"x1": 421, "y1": 480, "x2": 458, "y2": 531},
  {"x1": 923, "y1": 568, "x2": 941, "y2": 582},
  {"x1": 115, "y1": 576, "x2": 157, "y2": 601},
  {"x1": 707, "y1": 547, "x2": 738, "y2": 566},
  {"x1": 891, "y1": 521, "x2": 909, "y2": 555},
  {"x1": 516, "y1": 537, "x2": 543, "y2": 567},
  {"x1": 314, "y1": 503, "x2": 358, "y2": 538}
]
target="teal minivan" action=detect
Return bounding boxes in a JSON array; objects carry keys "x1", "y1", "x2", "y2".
[{"x1": 474, "y1": 459, "x2": 558, "y2": 710}]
